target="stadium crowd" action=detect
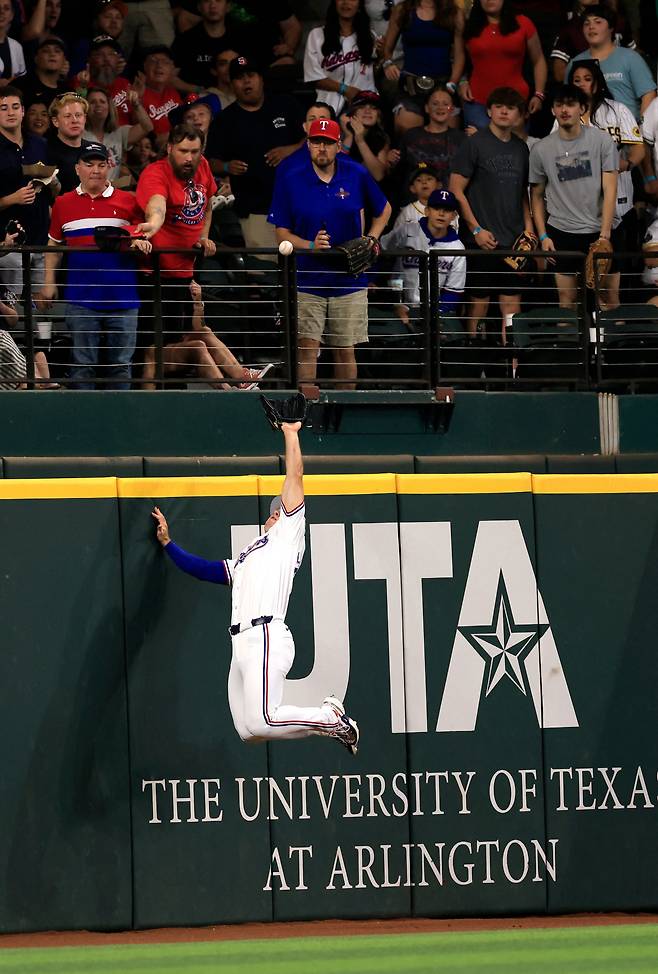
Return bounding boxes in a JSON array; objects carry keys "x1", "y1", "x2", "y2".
[{"x1": 1, "y1": 0, "x2": 658, "y2": 389}]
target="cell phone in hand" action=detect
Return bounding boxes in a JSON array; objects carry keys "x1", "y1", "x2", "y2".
[{"x1": 6, "y1": 220, "x2": 26, "y2": 244}]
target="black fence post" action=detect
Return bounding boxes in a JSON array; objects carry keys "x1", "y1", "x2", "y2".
[
  {"x1": 281, "y1": 252, "x2": 298, "y2": 389},
  {"x1": 151, "y1": 252, "x2": 164, "y2": 389},
  {"x1": 420, "y1": 251, "x2": 432, "y2": 389},
  {"x1": 21, "y1": 249, "x2": 35, "y2": 387}
]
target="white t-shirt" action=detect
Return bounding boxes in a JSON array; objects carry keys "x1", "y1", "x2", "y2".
[
  {"x1": 0, "y1": 37, "x2": 26, "y2": 80},
  {"x1": 382, "y1": 220, "x2": 466, "y2": 306},
  {"x1": 642, "y1": 97, "x2": 658, "y2": 174},
  {"x1": 304, "y1": 27, "x2": 376, "y2": 116},
  {"x1": 226, "y1": 500, "x2": 305, "y2": 628}
]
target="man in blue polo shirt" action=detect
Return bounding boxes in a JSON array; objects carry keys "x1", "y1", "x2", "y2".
[
  {"x1": 37, "y1": 142, "x2": 152, "y2": 389},
  {"x1": 268, "y1": 117, "x2": 391, "y2": 390}
]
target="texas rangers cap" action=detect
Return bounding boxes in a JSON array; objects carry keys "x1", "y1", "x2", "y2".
[
  {"x1": 347, "y1": 90, "x2": 380, "y2": 114},
  {"x1": 79, "y1": 141, "x2": 110, "y2": 161},
  {"x1": 427, "y1": 189, "x2": 458, "y2": 211},
  {"x1": 229, "y1": 55, "x2": 261, "y2": 80},
  {"x1": 307, "y1": 118, "x2": 341, "y2": 142},
  {"x1": 269, "y1": 496, "x2": 282, "y2": 517}
]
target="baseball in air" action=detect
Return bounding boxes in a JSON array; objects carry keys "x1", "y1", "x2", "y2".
[{"x1": 278, "y1": 240, "x2": 294, "y2": 256}]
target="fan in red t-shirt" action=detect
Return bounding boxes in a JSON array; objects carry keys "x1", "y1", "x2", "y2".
[{"x1": 135, "y1": 124, "x2": 217, "y2": 343}]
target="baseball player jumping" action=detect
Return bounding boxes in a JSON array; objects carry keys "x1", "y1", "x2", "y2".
[{"x1": 151, "y1": 420, "x2": 359, "y2": 754}]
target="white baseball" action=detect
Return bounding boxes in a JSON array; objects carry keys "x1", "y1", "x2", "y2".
[{"x1": 278, "y1": 240, "x2": 294, "y2": 256}]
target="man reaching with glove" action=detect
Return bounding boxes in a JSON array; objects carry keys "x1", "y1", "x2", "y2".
[
  {"x1": 268, "y1": 118, "x2": 391, "y2": 391},
  {"x1": 530, "y1": 84, "x2": 618, "y2": 316},
  {"x1": 152, "y1": 395, "x2": 360, "y2": 754}
]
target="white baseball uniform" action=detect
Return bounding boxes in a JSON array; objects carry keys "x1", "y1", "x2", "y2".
[{"x1": 224, "y1": 499, "x2": 341, "y2": 742}]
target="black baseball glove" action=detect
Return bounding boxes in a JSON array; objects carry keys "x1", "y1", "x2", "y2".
[
  {"x1": 260, "y1": 392, "x2": 307, "y2": 430},
  {"x1": 335, "y1": 235, "x2": 381, "y2": 275},
  {"x1": 94, "y1": 225, "x2": 145, "y2": 252}
]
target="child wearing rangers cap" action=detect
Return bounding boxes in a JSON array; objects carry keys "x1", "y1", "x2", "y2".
[{"x1": 382, "y1": 188, "x2": 466, "y2": 330}]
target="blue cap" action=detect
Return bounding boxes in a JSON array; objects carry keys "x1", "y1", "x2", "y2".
[{"x1": 427, "y1": 189, "x2": 458, "y2": 211}]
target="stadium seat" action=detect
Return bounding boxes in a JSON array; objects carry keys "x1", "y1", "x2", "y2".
[
  {"x1": 509, "y1": 307, "x2": 585, "y2": 385},
  {"x1": 595, "y1": 305, "x2": 658, "y2": 386}
]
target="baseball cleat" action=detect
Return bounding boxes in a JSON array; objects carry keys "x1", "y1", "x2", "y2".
[{"x1": 323, "y1": 696, "x2": 359, "y2": 756}]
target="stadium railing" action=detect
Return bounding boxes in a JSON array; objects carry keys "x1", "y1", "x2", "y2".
[{"x1": 4, "y1": 245, "x2": 658, "y2": 391}]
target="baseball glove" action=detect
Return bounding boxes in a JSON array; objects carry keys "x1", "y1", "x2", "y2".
[
  {"x1": 585, "y1": 237, "x2": 613, "y2": 288},
  {"x1": 94, "y1": 225, "x2": 146, "y2": 252},
  {"x1": 260, "y1": 392, "x2": 307, "y2": 430},
  {"x1": 335, "y1": 235, "x2": 381, "y2": 275},
  {"x1": 503, "y1": 230, "x2": 538, "y2": 271}
]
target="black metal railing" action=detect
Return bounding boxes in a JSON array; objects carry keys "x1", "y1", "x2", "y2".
[{"x1": 2, "y1": 244, "x2": 658, "y2": 391}]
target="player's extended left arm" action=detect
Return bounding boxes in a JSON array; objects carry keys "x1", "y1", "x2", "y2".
[
  {"x1": 600, "y1": 170, "x2": 618, "y2": 239},
  {"x1": 281, "y1": 423, "x2": 304, "y2": 514}
]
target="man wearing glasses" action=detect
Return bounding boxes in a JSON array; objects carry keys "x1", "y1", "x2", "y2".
[{"x1": 269, "y1": 117, "x2": 391, "y2": 391}]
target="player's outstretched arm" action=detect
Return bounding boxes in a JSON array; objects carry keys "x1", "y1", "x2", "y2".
[
  {"x1": 281, "y1": 422, "x2": 304, "y2": 512},
  {"x1": 151, "y1": 507, "x2": 231, "y2": 585}
]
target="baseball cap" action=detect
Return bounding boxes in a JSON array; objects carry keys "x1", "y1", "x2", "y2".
[
  {"x1": 269, "y1": 496, "x2": 282, "y2": 517},
  {"x1": 79, "y1": 141, "x2": 110, "y2": 161},
  {"x1": 36, "y1": 34, "x2": 67, "y2": 53},
  {"x1": 409, "y1": 162, "x2": 439, "y2": 183},
  {"x1": 229, "y1": 55, "x2": 261, "y2": 80},
  {"x1": 97, "y1": 0, "x2": 128, "y2": 15},
  {"x1": 427, "y1": 189, "x2": 458, "y2": 211},
  {"x1": 307, "y1": 118, "x2": 341, "y2": 142},
  {"x1": 90, "y1": 34, "x2": 123, "y2": 54},
  {"x1": 169, "y1": 91, "x2": 221, "y2": 126},
  {"x1": 142, "y1": 44, "x2": 175, "y2": 64},
  {"x1": 348, "y1": 90, "x2": 380, "y2": 114}
]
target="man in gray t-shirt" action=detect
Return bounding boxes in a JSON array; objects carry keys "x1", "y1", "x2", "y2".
[
  {"x1": 450, "y1": 87, "x2": 534, "y2": 339},
  {"x1": 529, "y1": 84, "x2": 617, "y2": 310}
]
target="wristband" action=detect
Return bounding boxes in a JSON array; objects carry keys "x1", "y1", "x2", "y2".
[
  {"x1": 534, "y1": 91, "x2": 545, "y2": 101},
  {"x1": 539, "y1": 232, "x2": 549, "y2": 241},
  {"x1": 472, "y1": 226, "x2": 482, "y2": 235},
  {"x1": 446, "y1": 81, "x2": 457, "y2": 93},
  {"x1": 644, "y1": 174, "x2": 657, "y2": 184},
  {"x1": 382, "y1": 59, "x2": 394, "y2": 68},
  {"x1": 309, "y1": 240, "x2": 315, "y2": 250},
  {"x1": 338, "y1": 82, "x2": 347, "y2": 96},
  {"x1": 223, "y1": 161, "x2": 229, "y2": 174}
]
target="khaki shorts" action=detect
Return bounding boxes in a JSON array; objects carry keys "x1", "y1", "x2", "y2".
[{"x1": 297, "y1": 289, "x2": 368, "y2": 347}]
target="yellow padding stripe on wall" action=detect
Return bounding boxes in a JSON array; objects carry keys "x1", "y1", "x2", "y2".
[
  {"x1": 118, "y1": 475, "x2": 258, "y2": 498},
  {"x1": 259, "y1": 473, "x2": 397, "y2": 496},
  {"x1": 0, "y1": 477, "x2": 118, "y2": 500},
  {"x1": 532, "y1": 473, "x2": 658, "y2": 493},
  {"x1": 396, "y1": 472, "x2": 533, "y2": 494},
  {"x1": 3, "y1": 471, "x2": 658, "y2": 500}
]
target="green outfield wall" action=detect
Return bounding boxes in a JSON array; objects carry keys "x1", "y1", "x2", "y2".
[{"x1": 0, "y1": 473, "x2": 657, "y2": 932}]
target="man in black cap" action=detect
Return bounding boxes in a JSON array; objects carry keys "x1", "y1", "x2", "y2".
[
  {"x1": 72, "y1": 35, "x2": 134, "y2": 123},
  {"x1": 15, "y1": 35, "x2": 70, "y2": 107},
  {"x1": 37, "y1": 140, "x2": 152, "y2": 388},
  {"x1": 209, "y1": 54, "x2": 304, "y2": 251}
]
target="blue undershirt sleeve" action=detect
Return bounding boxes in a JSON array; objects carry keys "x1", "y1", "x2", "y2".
[{"x1": 164, "y1": 541, "x2": 230, "y2": 584}]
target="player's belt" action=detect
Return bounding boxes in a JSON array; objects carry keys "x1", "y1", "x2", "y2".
[{"x1": 229, "y1": 615, "x2": 274, "y2": 636}]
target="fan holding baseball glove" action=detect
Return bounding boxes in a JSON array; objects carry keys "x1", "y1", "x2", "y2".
[{"x1": 268, "y1": 117, "x2": 391, "y2": 391}]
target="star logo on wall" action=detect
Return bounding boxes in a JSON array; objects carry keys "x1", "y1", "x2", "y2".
[{"x1": 457, "y1": 572, "x2": 548, "y2": 697}]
